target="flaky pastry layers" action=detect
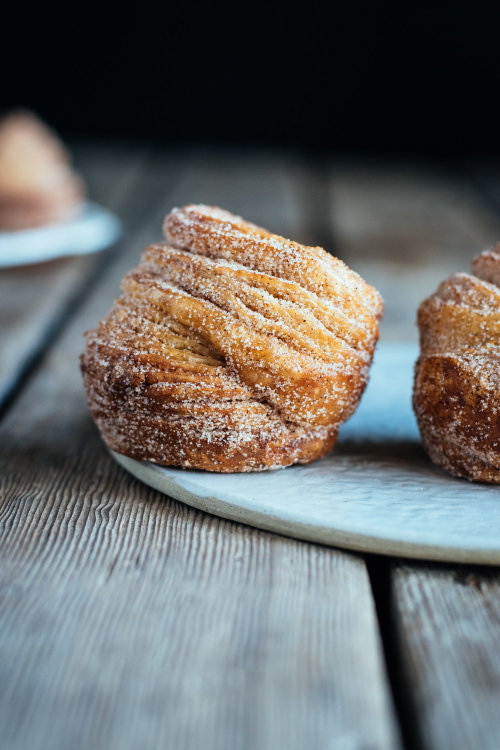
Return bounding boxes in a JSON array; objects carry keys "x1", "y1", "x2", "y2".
[
  {"x1": 414, "y1": 245, "x2": 500, "y2": 483},
  {"x1": 82, "y1": 205, "x2": 383, "y2": 471}
]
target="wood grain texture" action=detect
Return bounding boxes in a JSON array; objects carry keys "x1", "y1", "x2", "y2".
[
  {"x1": 393, "y1": 565, "x2": 500, "y2": 750},
  {"x1": 0, "y1": 149, "x2": 400, "y2": 750},
  {"x1": 329, "y1": 161, "x2": 500, "y2": 749},
  {"x1": 0, "y1": 144, "x2": 147, "y2": 409},
  {"x1": 329, "y1": 163, "x2": 500, "y2": 340}
]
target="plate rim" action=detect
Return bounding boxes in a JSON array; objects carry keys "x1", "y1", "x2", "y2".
[
  {"x1": 0, "y1": 201, "x2": 121, "y2": 268},
  {"x1": 112, "y1": 451, "x2": 500, "y2": 566}
]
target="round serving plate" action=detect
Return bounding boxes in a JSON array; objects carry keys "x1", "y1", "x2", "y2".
[
  {"x1": 112, "y1": 343, "x2": 500, "y2": 565},
  {"x1": 0, "y1": 201, "x2": 121, "y2": 268}
]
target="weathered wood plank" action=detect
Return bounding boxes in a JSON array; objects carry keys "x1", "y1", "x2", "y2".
[
  {"x1": 0, "y1": 144, "x2": 147, "y2": 410},
  {"x1": 393, "y1": 565, "x2": 500, "y2": 750},
  {"x1": 329, "y1": 163, "x2": 500, "y2": 340},
  {"x1": 329, "y1": 162, "x2": 500, "y2": 749},
  {"x1": 0, "y1": 150, "x2": 400, "y2": 750}
]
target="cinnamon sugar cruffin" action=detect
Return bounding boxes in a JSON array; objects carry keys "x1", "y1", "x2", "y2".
[
  {"x1": 81, "y1": 205, "x2": 383, "y2": 472},
  {"x1": 414, "y1": 243, "x2": 500, "y2": 483}
]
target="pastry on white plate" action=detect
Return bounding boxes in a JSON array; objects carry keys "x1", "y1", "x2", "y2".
[{"x1": 0, "y1": 110, "x2": 84, "y2": 230}]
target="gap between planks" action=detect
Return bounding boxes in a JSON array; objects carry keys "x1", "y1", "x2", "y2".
[
  {"x1": 389, "y1": 166, "x2": 500, "y2": 750},
  {"x1": 329, "y1": 159, "x2": 500, "y2": 750},
  {"x1": 0, "y1": 149, "x2": 401, "y2": 750}
]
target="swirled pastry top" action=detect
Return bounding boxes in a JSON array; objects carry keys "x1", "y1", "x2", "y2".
[
  {"x1": 82, "y1": 205, "x2": 383, "y2": 471},
  {"x1": 417, "y1": 245, "x2": 500, "y2": 355},
  {"x1": 162, "y1": 205, "x2": 382, "y2": 424}
]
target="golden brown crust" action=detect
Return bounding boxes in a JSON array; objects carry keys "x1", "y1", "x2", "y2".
[
  {"x1": 0, "y1": 111, "x2": 84, "y2": 230},
  {"x1": 82, "y1": 205, "x2": 382, "y2": 472},
  {"x1": 414, "y1": 247, "x2": 500, "y2": 483}
]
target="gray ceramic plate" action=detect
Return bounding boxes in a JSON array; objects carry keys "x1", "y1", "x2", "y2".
[{"x1": 112, "y1": 343, "x2": 500, "y2": 564}]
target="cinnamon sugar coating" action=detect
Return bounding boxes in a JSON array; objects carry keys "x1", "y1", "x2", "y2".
[
  {"x1": 414, "y1": 244, "x2": 500, "y2": 483},
  {"x1": 82, "y1": 205, "x2": 383, "y2": 472}
]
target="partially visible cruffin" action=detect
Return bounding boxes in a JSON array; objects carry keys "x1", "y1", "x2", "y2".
[
  {"x1": 81, "y1": 204, "x2": 383, "y2": 472},
  {"x1": 414, "y1": 243, "x2": 500, "y2": 483}
]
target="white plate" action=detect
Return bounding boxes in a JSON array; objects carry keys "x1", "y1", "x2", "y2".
[
  {"x1": 0, "y1": 202, "x2": 121, "y2": 268},
  {"x1": 112, "y1": 343, "x2": 500, "y2": 564}
]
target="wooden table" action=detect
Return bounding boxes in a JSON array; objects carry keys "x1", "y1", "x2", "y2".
[{"x1": 1, "y1": 145, "x2": 500, "y2": 750}]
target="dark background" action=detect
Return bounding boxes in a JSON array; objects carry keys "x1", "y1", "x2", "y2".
[{"x1": 3, "y1": 1, "x2": 499, "y2": 156}]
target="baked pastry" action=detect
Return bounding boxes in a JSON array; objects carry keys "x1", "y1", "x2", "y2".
[
  {"x1": 81, "y1": 205, "x2": 383, "y2": 471},
  {"x1": 0, "y1": 111, "x2": 84, "y2": 230},
  {"x1": 414, "y1": 245, "x2": 500, "y2": 483}
]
